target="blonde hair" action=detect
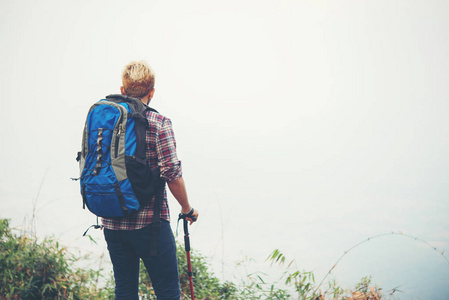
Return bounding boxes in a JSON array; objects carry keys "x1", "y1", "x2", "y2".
[{"x1": 121, "y1": 61, "x2": 155, "y2": 98}]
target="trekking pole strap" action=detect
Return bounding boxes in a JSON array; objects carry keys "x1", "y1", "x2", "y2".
[
  {"x1": 180, "y1": 207, "x2": 196, "y2": 221},
  {"x1": 176, "y1": 208, "x2": 196, "y2": 237}
]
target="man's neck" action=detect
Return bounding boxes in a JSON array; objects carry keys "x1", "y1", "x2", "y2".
[{"x1": 141, "y1": 96, "x2": 151, "y2": 106}]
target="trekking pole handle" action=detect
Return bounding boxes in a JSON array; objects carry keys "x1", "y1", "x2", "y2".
[
  {"x1": 183, "y1": 218, "x2": 191, "y2": 251},
  {"x1": 178, "y1": 213, "x2": 193, "y2": 251},
  {"x1": 179, "y1": 207, "x2": 197, "y2": 222}
]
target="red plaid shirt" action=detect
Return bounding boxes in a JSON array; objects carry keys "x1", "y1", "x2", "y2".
[{"x1": 102, "y1": 110, "x2": 182, "y2": 230}]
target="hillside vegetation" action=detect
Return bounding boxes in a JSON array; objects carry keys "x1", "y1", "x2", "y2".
[{"x1": 1, "y1": 218, "x2": 391, "y2": 299}]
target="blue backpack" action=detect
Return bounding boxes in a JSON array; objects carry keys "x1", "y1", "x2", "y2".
[{"x1": 76, "y1": 94, "x2": 164, "y2": 218}]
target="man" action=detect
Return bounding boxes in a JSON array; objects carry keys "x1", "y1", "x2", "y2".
[{"x1": 102, "y1": 61, "x2": 199, "y2": 300}]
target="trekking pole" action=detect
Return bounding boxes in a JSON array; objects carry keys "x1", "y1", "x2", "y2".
[{"x1": 178, "y1": 212, "x2": 196, "y2": 300}]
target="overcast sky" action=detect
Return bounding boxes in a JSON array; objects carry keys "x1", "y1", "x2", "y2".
[{"x1": 1, "y1": 1, "x2": 448, "y2": 298}]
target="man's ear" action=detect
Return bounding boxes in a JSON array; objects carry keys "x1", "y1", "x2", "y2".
[
  {"x1": 149, "y1": 88, "x2": 155, "y2": 99},
  {"x1": 120, "y1": 86, "x2": 126, "y2": 95}
]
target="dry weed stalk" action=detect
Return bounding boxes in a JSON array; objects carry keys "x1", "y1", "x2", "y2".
[{"x1": 348, "y1": 286, "x2": 381, "y2": 300}]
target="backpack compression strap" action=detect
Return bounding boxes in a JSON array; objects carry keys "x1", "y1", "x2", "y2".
[{"x1": 149, "y1": 178, "x2": 165, "y2": 256}]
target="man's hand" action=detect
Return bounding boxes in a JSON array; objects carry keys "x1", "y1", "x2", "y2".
[{"x1": 181, "y1": 207, "x2": 199, "y2": 225}]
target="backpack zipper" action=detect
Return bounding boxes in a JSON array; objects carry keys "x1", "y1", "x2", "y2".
[
  {"x1": 115, "y1": 123, "x2": 122, "y2": 158},
  {"x1": 114, "y1": 105, "x2": 126, "y2": 159}
]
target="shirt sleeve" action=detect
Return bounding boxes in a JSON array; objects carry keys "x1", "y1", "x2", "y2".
[{"x1": 156, "y1": 118, "x2": 182, "y2": 181}]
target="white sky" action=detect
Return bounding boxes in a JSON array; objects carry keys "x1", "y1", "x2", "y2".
[{"x1": 1, "y1": 0, "x2": 448, "y2": 298}]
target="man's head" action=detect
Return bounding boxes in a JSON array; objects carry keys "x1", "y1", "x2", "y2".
[{"x1": 121, "y1": 61, "x2": 155, "y2": 100}]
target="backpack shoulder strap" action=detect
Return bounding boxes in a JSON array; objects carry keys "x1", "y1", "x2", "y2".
[{"x1": 105, "y1": 94, "x2": 159, "y2": 119}]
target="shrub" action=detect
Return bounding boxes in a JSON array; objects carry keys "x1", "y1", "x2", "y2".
[
  {"x1": 0, "y1": 217, "x2": 390, "y2": 300},
  {"x1": 0, "y1": 218, "x2": 113, "y2": 300},
  {"x1": 138, "y1": 241, "x2": 237, "y2": 299}
]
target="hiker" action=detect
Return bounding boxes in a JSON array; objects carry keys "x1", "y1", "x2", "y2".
[{"x1": 102, "y1": 61, "x2": 199, "y2": 300}]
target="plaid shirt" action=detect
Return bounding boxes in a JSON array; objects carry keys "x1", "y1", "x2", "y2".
[{"x1": 102, "y1": 109, "x2": 182, "y2": 230}]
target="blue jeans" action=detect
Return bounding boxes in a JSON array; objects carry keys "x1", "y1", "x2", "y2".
[{"x1": 104, "y1": 220, "x2": 181, "y2": 300}]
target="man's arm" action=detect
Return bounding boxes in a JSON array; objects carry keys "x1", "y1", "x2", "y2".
[{"x1": 167, "y1": 176, "x2": 199, "y2": 224}]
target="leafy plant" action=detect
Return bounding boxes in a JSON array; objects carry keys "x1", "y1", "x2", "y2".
[
  {"x1": 266, "y1": 249, "x2": 320, "y2": 299},
  {"x1": 0, "y1": 218, "x2": 113, "y2": 300},
  {"x1": 1, "y1": 217, "x2": 396, "y2": 300},
  {"x1": 138, "y1": 242, "x2": 237, "y2": 299},
  {"x1": 348, "y1": 276, "x2": 383, "y2": 300}
]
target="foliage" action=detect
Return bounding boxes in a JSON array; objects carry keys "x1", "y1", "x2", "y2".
[
  {"x1": 138, "y1": 242, "x2": 237, "y2": 299},
  {"x1": 347, "y1": 276, "x2": 384, "y2": 300},
  {"x1": 0, "y1": 218, "x2": 113, "y2": 300},
  {"x1": 235, "y1": 250, "x2": 391, "y2": 300},
  {"x1": 1, "y1": 217, "x2": 395, "y2": 300}
]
